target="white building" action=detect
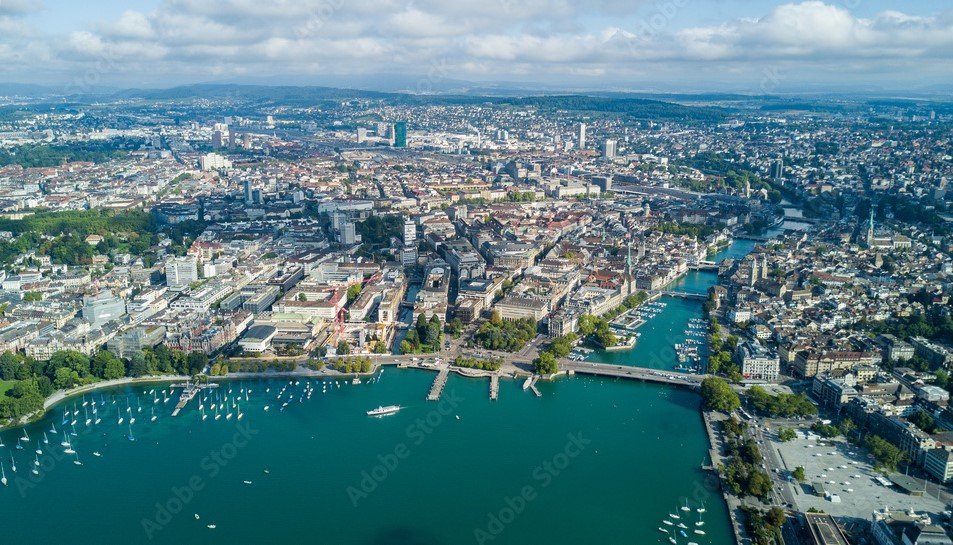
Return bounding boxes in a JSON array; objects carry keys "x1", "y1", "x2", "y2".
[
  {"x1": 199, "y1": 153, "x2": 232, "y2": 171},
  {"x1": 166, "y1": 256, "x2": 198, "y2": 289},
  {"x1": 736, "y1": 340, "x2": 780, "y2": 383}
]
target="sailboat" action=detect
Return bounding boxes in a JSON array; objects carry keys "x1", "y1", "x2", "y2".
[
  {"x1": 84, "y1": 406, "x2": 91, "y2": 426},
  {"x1": 50, "y1": 423, "x2": 57, "y2": 435},
  {"x1": 9, "y1": 454, "x2": 16, "y2": 473},
  {"x1": 127, "y1": 422, "x2": 136, "y2": 442},
  {"x1": 214, "y1": 405, "x2": 221, "y2": 420},
  {"x1": 94, "y1": 408, "x2": 102, "y2": 425},
  {"x1": 237, "y1": 404, "x2": 244, "y2": 420},
  {"x1": 73, "y1": 451, "x2": 82, "y2": 466},
  {"x1": 35, "y1": 441, "x2": 42, "y2": 455},
  {"x1": 681, "y1": 499, "x2": 691, "y2": 512},
  {"x1": 151, "y1": 408, "x2": 158, "y2": 422},
  {"x1": 201, "y1": 406, "x2": 207, "y2": 421},
  {"x1": 31, "y1": 454, "x2": 39, "y2": 475},
  {"x1": 19, "y1": 429, "x2": 29, "y2": 443},
  {"x1": 696, "y1": 500, "x2": 706, "y2": 514},
  {"x1": 43, "y1": 432, "x2": 49, "y2": 445},
  {"x1": 138, "y1": 398, "x2": 143, "y2": 413},
  {"x1": 63, "y1": 436, "x2": 76, "y2": 455},
  {"x1": 1, "y1": 460, "x2": 7, "y2": 486}
]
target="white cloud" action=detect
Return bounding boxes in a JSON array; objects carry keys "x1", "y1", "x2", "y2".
[{"x1": 4, "y1": 1, "x2": 953, "y2": 90}]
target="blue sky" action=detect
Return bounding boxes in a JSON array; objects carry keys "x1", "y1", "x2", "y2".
[{"x1": 2, "y1": 0, "x2": 952, "y2": 92}]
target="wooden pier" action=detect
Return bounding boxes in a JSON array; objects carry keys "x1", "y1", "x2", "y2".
[
  {"x1": 490, "y1": 374, "x2": 499, "y2": 400},
  {"x1": 427, "y1": 367, "x2": 449, "y2": 401}
]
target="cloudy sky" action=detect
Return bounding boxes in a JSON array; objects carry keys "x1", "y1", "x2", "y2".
[{"x1": 2, "y1": 0, "x2": 952, "y2": 92}]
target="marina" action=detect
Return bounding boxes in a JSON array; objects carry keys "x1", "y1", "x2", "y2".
[{"x1": 0, "y1": 370, "x2": 732, "y2": 545}]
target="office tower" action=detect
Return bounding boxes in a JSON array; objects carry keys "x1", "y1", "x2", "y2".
[
  {"x1": 228, "y1": 131, "x2": 237, "y2": 149},
  {"x1": 604, "y1": 139, "x2": 617, "y2": 159},
  {"x1": 166, "y1": 256, "x2": 198, "y2": 289},
  {"x1": 356, "y1": 127, "x2": 368, "y2": 143},
  {"x1": 243, "y1": 133, "x2": 252, "y2": 149},
  {"x1": 577, "y1": 123, "x2": 586, "y2": 150},
  {"x1": 770, "y1": 158, "x2": 784, "y2": 180},
  {"x1": 403, "y1": 218, "x2": 416, "y2": 246},
  {"x1": 394, "y1": 121, "x2": 407, "y2": 148},
  {"x1": 211, "y1": 130, "x2": 224, "y2": 148},
  {"x1": 340, "y1": 221, "x2": 360, "y2": 244},
  {"x1": 243, "y1": 180, "x2": 253, "y2": 204}
]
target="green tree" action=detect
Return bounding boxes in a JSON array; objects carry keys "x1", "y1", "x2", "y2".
[
  {"x1": 777, "y1": 427, "x2": 796, "y2": 442},
  {"x1": 337, "y1": 340, "x2": 351, "y2": 355},
  {"x1": 346, "y1": 283, "x2": 363, "y2": 305},
  {"x1": 533, "y1": 351, "x2": 558, "y2": 375},
  {"x1": 792, "y1": 466, "x2": 806, "y2": 482},
  {"x1": 700, "y1": 377, "x2": 740, "y2": 412}
]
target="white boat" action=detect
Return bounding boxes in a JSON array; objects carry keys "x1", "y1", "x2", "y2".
[
  {"x1": 662, "y1": 520, "x2": 674, "y2": 526},
  {"x1": 681, "y1": 499, "x2": 691, "y2": 512},
  {"x1": 207, "y1": 524, "x2": 216, "y2": 529},
  {"x1": 658, "y1": 528, "x2": 669, "y2": 533},
  {"x1": 693, "y1": 530, "x2": 705, "y2": 536},
  {"x1": 367, "y1": 405, "x2": 402, "y2": 417},
  {"x1": 1, "y1": 460, "x2": 7, "y2": 486},
  {"x1": 93, "y1": 451, "x2": 102, "y2": 457},
  {"x1": 696, "y1": 501, "x2": 706, "y2": 513}
]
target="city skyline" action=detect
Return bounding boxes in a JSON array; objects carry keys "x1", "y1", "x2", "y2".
[{"x1": 1, "y1": 0, "x2": 952, "y2": 93}]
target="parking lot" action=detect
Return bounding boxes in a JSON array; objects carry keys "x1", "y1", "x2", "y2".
[{"x1": 770, "y1": 430, "x2": 947, "y2": 518}]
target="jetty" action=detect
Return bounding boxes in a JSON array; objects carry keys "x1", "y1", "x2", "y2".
[
  {"x1": 530, "y1": 377, "x2": 542, "y2": 398},
  {"x1": 490, "y1": 374, "x2": 499, "y2": 400},
  {"x1": 427, "y1": 367, "x2": 450, "y2": 401},
  {"x1": 170, "y1": 380, "x2": 218, "y2": 416}
]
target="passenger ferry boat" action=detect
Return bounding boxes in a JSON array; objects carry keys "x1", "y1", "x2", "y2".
[{"x1": 366, "y1": 405, "x2": 402, "y2": 417}]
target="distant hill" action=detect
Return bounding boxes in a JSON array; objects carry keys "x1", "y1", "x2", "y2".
[{"x1": 113, "y1": 83, "x2": 729, "y2": 122}]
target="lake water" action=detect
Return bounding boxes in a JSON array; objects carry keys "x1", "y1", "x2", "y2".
[{"x1": 1, "y1": 371, "x2": 729, "y2": 545}]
